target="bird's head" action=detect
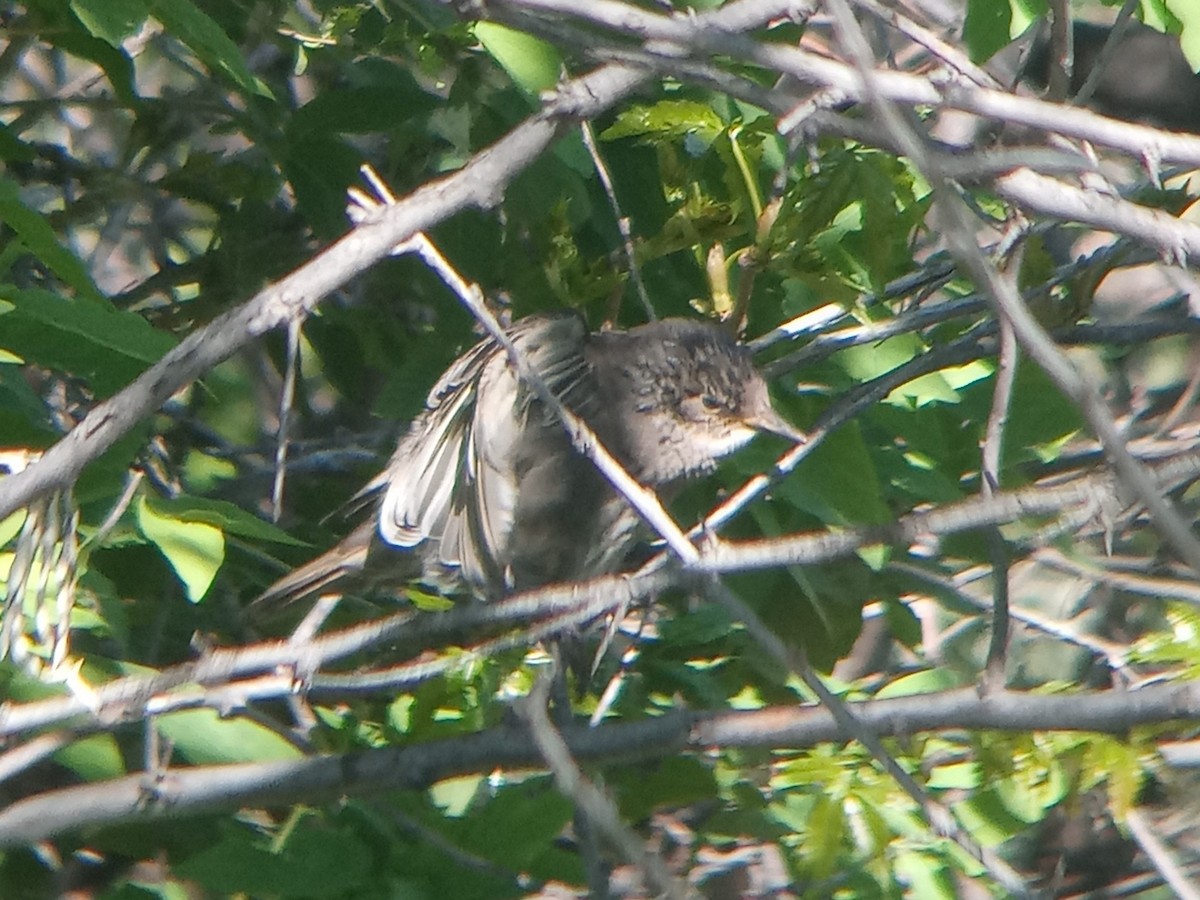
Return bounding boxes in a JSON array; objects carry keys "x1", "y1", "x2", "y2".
[{"x1": 618, "y1": 320, "x2": 805, "y2": 482}]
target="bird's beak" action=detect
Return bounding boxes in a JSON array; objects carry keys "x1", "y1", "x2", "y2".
[{"x1": 749, "y1": 407, "x2": 807, "y2": 444}]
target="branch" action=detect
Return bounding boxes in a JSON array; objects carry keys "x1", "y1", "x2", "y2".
[
  {"x1": 5, "y1": 681, "x2": 1200, "y2": 846},
  {"x1": 484, "y1": 0, "x2": 1200, "y2": 167},
  {"x1": 4, "y1": 450, "x2": 1198, "y2": 740},
  {"x1": 0, "y1": 64, "x2": 648, "y2": 520}
]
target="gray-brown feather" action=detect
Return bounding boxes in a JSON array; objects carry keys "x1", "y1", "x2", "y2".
[{"x1": 256, "y1": 313, "x2": 800, "y2": 609}]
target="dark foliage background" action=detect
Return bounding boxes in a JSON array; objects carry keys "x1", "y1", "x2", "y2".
[{"x1": 3, "y1": 0, "x2": 1200, "y2": 896}]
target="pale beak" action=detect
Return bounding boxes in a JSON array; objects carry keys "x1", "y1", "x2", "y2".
[{"x1": 748, "y1": 406, "x2": 807, "y2": 444}]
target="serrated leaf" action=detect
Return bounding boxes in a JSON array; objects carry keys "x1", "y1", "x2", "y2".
[
  {"x1": 600, "y1": 100, "x2": 725, "y2": 149},
  {"x1": 0, "y1": 287, "x2": 176, "y2": 397},
  {"x1": 0, "y1": 179, "x2": 101, "y2": 300},
  {"x1": 136, "y1": 496, "x2": 225, "y2": 602},
  {"x1": 927, "y1": 760, "x2": 982, "y2": 791},
  {"x1": 474, "y1": 22, "x2": 562, "y2": 95}
]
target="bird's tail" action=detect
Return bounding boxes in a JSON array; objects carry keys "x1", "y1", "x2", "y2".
[{"x1": 251, "y1": 520, "x2": 376, "y2": 614}]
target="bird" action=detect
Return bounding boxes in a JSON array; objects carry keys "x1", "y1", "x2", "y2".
[
  {"x1": 256, "y1": 310, "x2": 804, "y2": 609},
  {"x1": 1025, "y1": 21, "x2": 1200, "y2": 133}
]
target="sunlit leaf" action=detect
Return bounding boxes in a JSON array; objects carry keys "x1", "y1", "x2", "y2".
[
  {"x1": 136, "y1": 497, "x2": 225, "y2": 602},
  {"x1": 474, "y1": 22, "x2": 562, "y2": 95},
  {"x1": 157, "y1": 708, "x2": 303, "y2": 764}
]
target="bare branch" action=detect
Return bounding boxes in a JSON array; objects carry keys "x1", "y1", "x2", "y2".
[{"x1": 5, "y1": 681, "x2": 1200, "y2": 847}]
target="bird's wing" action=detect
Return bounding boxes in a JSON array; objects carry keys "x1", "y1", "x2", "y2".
[
  {"x1": 379, "y1": 311, "x2": 593, "y2": 595},
  {"x1": 375, "y1": 330, "x2": 497, "y2": 549},
  {"x1": 254, "y1": 331, "x2": 496, "y2": 609}
]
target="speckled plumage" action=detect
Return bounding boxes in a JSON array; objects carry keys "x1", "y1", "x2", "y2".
[{"x1": 258, "y1": 312, "x2": 802, "y2": 607}]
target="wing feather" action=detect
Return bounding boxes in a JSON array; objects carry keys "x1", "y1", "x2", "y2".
[
  {"x1": 377, "y1": 336, "x2": 490, "y2": 548},
  {"x1": 379, "y1": 312, "x2": 593, "y2": 596}
]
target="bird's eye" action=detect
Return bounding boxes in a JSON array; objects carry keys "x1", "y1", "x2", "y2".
[{"x1": 700, "y1": 394, "x2": 722, "y2": 412}]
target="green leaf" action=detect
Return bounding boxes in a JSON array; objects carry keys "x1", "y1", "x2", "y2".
[
  {"x1": 963, "y1": 0, "x2": 1013, "y2": 63},
  {"x1": 1142, "y1": 0, "x2": 1183, "y2": 35},
  {"x1": 430, "y1": 774, "x2": 487, "y2": 816},
  {"x1": 614, "y1": 757, "x2": 717, "y2": 823},
  {"x1": 0, "y1": 363, "x2": 55, "y2": 443},
  {"x1": 46, "y1": 9, "x2": 139, "y2": 104},
  {"x1": 153, "y1": 496, "x2": 309, "y2": 546},
  {"x1": 157, "y1": 708, "x2": 302, "y2": 764},
  {"x1": 71, "y1": 0, "x2": 149, "y2": 46},
  {"x1": 474, "y1": 22, "x2": 562, "y2": 95},
  {"x1": 176, "y1": 822, "x2": 370, "y2": 896},
  {"x1": 406, "y1": 587, "x2": 455, "y2": 612},
  {"x1": 1010, "y1": 0, "x2": 1047, "y2": 35},
  {"x1": 283, "y1": 134, "x2": 364, "y2": 238},
  {"x1": 0, "y1": 179, "x2": 101, "y2": 300},
  {"x1": 955, "y1": 786, "x2": 1035, "y2": 847},
  {"x1": 149, "y1": 0, "x2": 272, "y2": 98},
  {"x1": 778, "y1": 423, "x2": 890, "y2": 526},
  {"x1": 136, "y1": 496, "x2": 225, "y2": 602},
  {"x1": 657, "y1": 603, "x2": 735, "y2": 646},
  {"x1": 840, "y1": 334, "x2": 990, "y2": 408},
  {"x1": 290, "y1": 84, "x2": 438, "y2": 137},
  {"x1": 0, "y1": 287, "x2": 176, "y2": 397},
  {"x1": 1166, "y1": 0, "x2": 1200, "y2": 69},
  {"x1": 894, "y1": 849, "x2": 958, "y2": 900},
  {"x1": 600, "y1": 100, "x2": 725, "y2": 150},
  {"x1": 0, "y1": 123, "x2": 35, "y2": 163},
  {"x1": 54, "y1": 733, "x2": 125, "y2": 780},
  {"x1": 0, "y1": 508, "x2": 25, "y2": 547},
  {"x1": 459, "y1": 779, "x2": 573, "y2": 868}
]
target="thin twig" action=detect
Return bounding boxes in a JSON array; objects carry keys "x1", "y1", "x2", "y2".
[
  {"x1": 980, "y1": 246, "x2": 1020, "y2": 692},
  {"x1": 1125, "y1": 808, "x2": 1200, "y2": 900},
  {"x1": 703, "y1": 576, "x2": 1033, "y2": 898},
  {"x1": 271, "y1": 318, "x2": 302, "y2": 523},
  {"x1": 519, "y1": 673, "x2": 689, "y2": 900},
  {"x1": 579, "y1": 118, "x2": 656, "y2": 321}
]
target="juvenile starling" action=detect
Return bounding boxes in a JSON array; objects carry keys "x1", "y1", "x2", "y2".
[{"x1": 258, "y1": 311, "x2": 803, "y2": 606}]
